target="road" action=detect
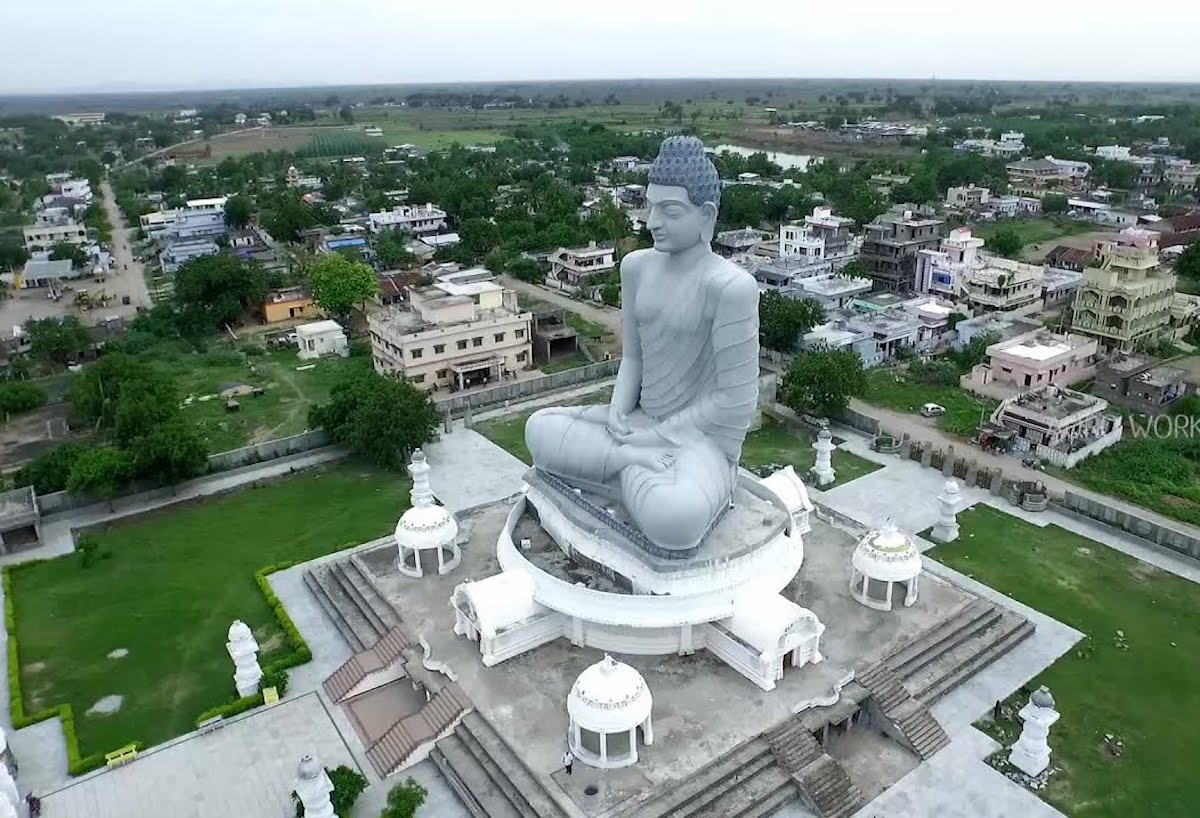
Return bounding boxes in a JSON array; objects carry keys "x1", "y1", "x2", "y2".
[
  {"x1": 98, "y1": 178, "x2": 152, "y2": 311},
  {"x1": 851, "y1": 397, "x2": 1200, "y2": 538},
  {"x1": 498, "y1": 275, "x2": 622, "y2": 335}
]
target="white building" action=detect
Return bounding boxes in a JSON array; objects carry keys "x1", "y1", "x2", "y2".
[
  {"x1": 965, "y1": 256, "x2": 1045, "y2": 314},
  {"x1": 794, "y1": 273, "x2": 873, "y2": 310},
  {"x1": 1095, "y1": 145, "x2": 1133, "y2": 161},
  {"x1": 849, "y1": 523, "x2": 922, "y2": 612},
  {"x1": 547, "y1": 242, "x2": 616, "y2": 290},
  {"x1": 296, "y1": 320, "x2": 349, "y2": 360},
  {"x1": 566, "y1": 655, "x2": 653, "y2": 769},
  {"x1": 22, "y1": 221, "x2": 88, "y2": 253},
  {"x1": 914, "y1": 227, "x2": 985, "y2": 298},
  {"x1": 368, "y1": 203, "x2": 448, "y2": 235},
  {"x1": 779, "y1": 206, "x2": 856, "y2": 262}
]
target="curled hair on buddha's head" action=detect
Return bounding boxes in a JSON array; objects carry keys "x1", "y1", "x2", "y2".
[{"x1": 648, "y1": 136, "x2": 721, "y2": 209}]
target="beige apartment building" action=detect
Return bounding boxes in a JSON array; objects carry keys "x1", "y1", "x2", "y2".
[
  {"x1": 22, "y1": 221, "x2": 88, "y2": 253},
  {"x1": 368, "y1": 268, "x2": 532, "y2": 391},
  {"x1": 964, "y1": 256, "x2": 1044, "y2": 314},
  {"x1": 1071, "y1": 229, "x2": 1175, "y2": 351}
]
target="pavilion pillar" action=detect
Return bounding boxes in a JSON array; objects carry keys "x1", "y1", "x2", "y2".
[{"x1": 599, "y1": 731, "x2": 608, "y2": 765}]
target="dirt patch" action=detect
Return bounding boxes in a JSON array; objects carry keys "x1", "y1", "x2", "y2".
[
  {"x1": 86, "y1": 694, "x2": 124, "y2": 716},
  {"x1": 22, "y1": 661, "x2": 46, "y2": 675},
  {"x1": 1161, "y1": 494, "x2": 1197, "y2": 509},
  {"x1": 257, "y1": 632, "x2": 285, "y2": 653},
  {"x1": 108, "y1": 648, "x2": 129, "y2": 659}
]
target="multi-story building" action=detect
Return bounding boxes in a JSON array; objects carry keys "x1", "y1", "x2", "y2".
[
  {"x1": 140, "y1": 209, "x2": 181, "y2": 237},
  {"x1": 793, "y1": 273, "x2": 873, "y2": 310},
  {"x1": 914, "y1": 227, "x2": 985, "y2": 299},
  {"x1": 859, "y1": 205, "x2": 944, "y2": 293},
  {"x1": 1006, "y1": 157, "x2": 1086, "y2": 196},
  {"x1": 990, "y1": 385, "x2": 1122, "y2": 468},
  {"x1": 944, "y1": 186, "x2": 990, "y2": 211},
  {"x1": 547, "y1": 242, "x2": 616, "y2": 290},
  {"x1": 953, "y1": 311, "x2": 1042, "y2": 350},
  {"x1": 368, "y1": 203, "x2": 448, "y2": 235},
  {"x1": 713, "y1": 228, "x2": 765, "y2": 257},
  {"x1": 22, "y1": 221, "x2": 88, "y2": 253},
  {"x1": 162, "y1": 239, "x2": 220, "y2": 273},
  {"x1": 1041, "y1": 268, "x2": 1085, "y2": 309},
  {"x1": 1163, "y1": 158, "x2": 1200, "y2": 194},
  {"x1": 368, "y1": 268, "x2": 533, "y2": 391},
  {"x1": 963, "y1": 330, "x2": 1098, "y2": 395},
  {"x1": 1092, "y1": 354, "x2": 1187, "y2": 415},
  {"x1": 1071, "y1": 228, "x2": 1175, "y2": 351},
  {"x1": 804, "y1": 307, "x2": 921, "y2": 367},
  {"x1": 779, "y1": 206, "x2": 856, "y2": 261},
  {"x1": 964, "y1": 256, "x2": 1044, "y2": 314}
]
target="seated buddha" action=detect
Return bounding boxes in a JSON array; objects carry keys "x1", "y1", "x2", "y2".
[{"x1": 524, "y1": 136, "x2": 760, "y2": 555}]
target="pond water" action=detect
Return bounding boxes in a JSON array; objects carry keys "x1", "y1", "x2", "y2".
[{"x1": 712, "y1": 144, "x2": 823, "y2": 173}]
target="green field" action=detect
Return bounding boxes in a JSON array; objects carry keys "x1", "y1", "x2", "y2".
[
  {"x1": 9, "y1": 462, "x2": 407, "y2": 758},
  {"x1": 928, "y1": 505, "x2": 1200, "y2": 818},
  {"x1": 862, "y1": 366, "x2": 998, "y2": 437},
  {"x1": 301, "y1": 130, "x2": 375, "y2": 157},
  {"x1": 971, "y1": 218, "x2": 1095, "y2": 253},
  {"x1": 169, "y1": 346, "x2": 363, "y2": 453}
]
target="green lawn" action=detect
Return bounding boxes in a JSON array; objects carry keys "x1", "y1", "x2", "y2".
[
  {"x1": 165, "y1": 346, "x2": 364, "y2": 453},
  {"x1": 970, "y1": 218, "x2": 1094, "y2": 251},
  {"x1": 928, "y1": 505, "x2": 1200, "y2": 818},
  {"x1": 862, "y1": 366, "x2": 998, "y2": 437},
  {"x1": 539, "y1": 353, "x2": 593, "y2": 374},
  {"x1": 480, "y1": 405, "x2": 879, "y2": 488},
  {"x1": 9, "y1": 462, "x2": 407, "y2": 758}
]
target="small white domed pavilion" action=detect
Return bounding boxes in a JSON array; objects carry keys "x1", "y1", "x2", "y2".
[
  {"x1": 567, "y1": 654, "x2": 653, "y2": 769},
  {"x1": 849, "y1": 521, "x2": 922, "y2": 611},
  {"x1": 395, "y1": 449, "x2": 460, "y2": 578}
]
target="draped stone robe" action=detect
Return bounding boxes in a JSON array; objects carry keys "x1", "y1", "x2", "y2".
[{"x1": 524, "y1": 250, "x2": 759, "y2": 552}]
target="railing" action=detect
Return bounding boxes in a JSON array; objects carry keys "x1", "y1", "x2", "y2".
[{"x1": 436, "y1": 358, "x2": 619, "y2": 414}]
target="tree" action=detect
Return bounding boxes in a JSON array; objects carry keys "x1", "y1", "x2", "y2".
[
  {"x1": 309, "y1": 253, "x2": 380, "y2": 320},
  {"x1": 758, "y1": 291, "x2": 824, "y2": 353},
  {"x1": 309, "y1": 368, "x2": 439, "y2": 470},
  {"x1": 374, "y1": 230, "x2": 417, "y2": 269},
  {"x1": 381, "y1": 778, "x2": 428, "y2": 818},
  {"x1": 66, "y1": 447, "x2": 131, "y2": 508},
  {"x1": 174, "y1": 254, "x2": 267, "y2": 330},
  {"x1": 224, "y1": 194, "x2": 254, "y2": 229},
  {"x1": 25, "y1": 316, "x2": 90, "y2": 366},
  {"x1": 293, "y1": 766, "x2": 367, "y2": 818},
  {"x1": 338, "y1": 105, "x2": 355, "y2": 124},
  {"x1": 505, "y1": 256, "x2": 543, "y2": 283},
  {"x1": 780, "y1": 348, "x2": 867, "y2": 418},
  {"x1": 0, "y1": 382, "x2": 47, "y2": 416},
  {"x1": 1042, "y1": 193, "x2": 1069, "y2": 214},
  {"x1": 14, "y1": 442, "x2": 87, "y2": 494},
  {"x1": 49, "y1": 241, "x2": 88, "y2": 269},
  {"x1": 985, "y1": 227, "x2": 1023, "y2": 259},
  {"x1": 1175, "y1": 242, "x2": 1200, "y2": 282},
  {"x1": 129, "y1": 418, "x2": 208, "y2": 488},
  {"x1": 0, "y1": 239, "x2": 28, "y2": 270},
  {"x1": 600, "y1": 276, "x2": 620, "y2": 307},
  {"x1": 838, "y1": 259, "x2": 870, "y2": 279}
]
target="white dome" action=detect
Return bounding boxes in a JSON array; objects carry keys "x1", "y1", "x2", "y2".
[
  {"x1": 395, "y1": 503, "x2": 458, "y2": 551},
  {"x1": 568, "y1": 655, "x2": 652, "y2": 733},
  {"x1": 852, "y1": 522, "x2": 922, "y2": 583}
]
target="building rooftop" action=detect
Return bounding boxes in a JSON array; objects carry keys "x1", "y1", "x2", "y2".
[
  {"x1": 1102, "y1": 353, "x2": 1155, "y2": 374},
  {"x1": 22, "y1": 259, "x2": 75, "y2": 279},
  {"x1": 800, "y1": 276, "x2": 872, "y2": 297},
  {"x1": 1140, "y1": 365, "x2": 1187, "y2": 387},
  {"x1": 1008, "y1": 385, "x2": 1106, "y2": 420},
  {"x1": 297, "y1": 320, "x2": 343, "y2": 337},
  {"x1": 1004, "y1": 339, "x2": 1074, "y2": 361}
]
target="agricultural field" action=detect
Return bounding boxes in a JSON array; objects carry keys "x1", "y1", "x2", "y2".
[{"x1": 300, "y1": 129, "x2": 376, "y2": 157}]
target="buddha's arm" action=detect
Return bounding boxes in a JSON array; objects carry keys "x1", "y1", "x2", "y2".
[
  {"x1": 657, "y1": 274, "x2": 759, "y2": 457},
  {"x1": 609, "y1": 254, "x2": 643, "y2": 417}
]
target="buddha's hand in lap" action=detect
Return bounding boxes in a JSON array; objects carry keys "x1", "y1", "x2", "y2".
[{"x1": 606, "y1": 406, "x2": 632, "y2": 437}]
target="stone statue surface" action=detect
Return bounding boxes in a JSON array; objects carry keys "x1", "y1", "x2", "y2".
[{"x1": 525, "y1": 136, "x2": 759, "y2": 554}]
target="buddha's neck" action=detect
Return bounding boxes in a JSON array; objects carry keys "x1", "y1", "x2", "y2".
[{"x1": 662, "y1": 241, "x2": 711, "y2": 274}]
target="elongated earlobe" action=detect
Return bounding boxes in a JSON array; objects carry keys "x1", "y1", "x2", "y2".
[{"x1": 701, "y1": 202, "x2": 718, "y2": 243}]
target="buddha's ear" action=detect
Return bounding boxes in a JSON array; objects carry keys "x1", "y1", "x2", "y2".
[{"x1": 700, "y1": 201, "x2": 718, "y2": 241}]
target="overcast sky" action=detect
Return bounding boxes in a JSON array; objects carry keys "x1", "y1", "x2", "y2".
[{"x1": 7, "y1": 0, "x2": 1200, "y2": 94}]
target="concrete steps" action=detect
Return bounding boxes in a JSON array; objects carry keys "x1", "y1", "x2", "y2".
[
  {"x1": 885, "y1": 599, "x2": 1001, "y2": 680},
  {"x1": 305, "y1": 555, "x2": 406, "y2": 652},
  {"x1": 302, "y1": 568, "x2": 365, "y2": 652},
  {"x1": 690, "y1": 761, "x2": 797, "y2": 818},
  {"x1": 894, "y1": 707, "x2": 950, "y2": 759},
  {"x1": 366, "y1": 684, "x2": 471, "y2": 777},
  {"x1": 620, "y1": 737, "x2": 774, "y2": 818},
  {"x1": 797, "y1": 756, "x2": 865, "y2": 818},
  {"x1": 431, "y1": 712, "x2": 568, "y2": 818},
  {"x1": 765, "y1": 718, "x2": 823, "y2": 773},
  {"x1": 855, "y1": 663, "x2": 909, "y2": 713},
  {"x1": 911, "y1": 613, "x2": 1036, "y2": 704},
  {"x1": 324, "y1": 626, "x2": 416, "y2": 703}
]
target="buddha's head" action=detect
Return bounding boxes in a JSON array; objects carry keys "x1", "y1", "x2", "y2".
[{"x1": 646, "y1": 136, "x2": 720, "y2": 253}]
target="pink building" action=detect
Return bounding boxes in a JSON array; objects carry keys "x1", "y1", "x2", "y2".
[{"x1": 962, "y1": 330, "x2": 1099, "y2": 398}]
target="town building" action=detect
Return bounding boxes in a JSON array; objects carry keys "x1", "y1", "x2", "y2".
[
  {"x1": 805, "y1": 307, "x2": 920, "y2": 367},
  {"x1": 51, "y1": 112, "x2": 105, "y2": 126},
  {"x1": 779, "y1": 206, "x2": 856, "y2": 263},
  {"x1": 139, "y1": 209, "x2": 181, "y2": 237},
  {"x1": 2, "y1": 259, "x2": 80, "y2": 290},
  {"x1": 1041, "y1": 267, "x2": 1085, "y2": 310},
  {"x1": 989, "y1": 385, "x2": 1122, "y2": 469},
  {"x1": 983, "y1": 195, "x2": 1042, "y2": 219},
  {"x1": 547, "y1": 242, "x2": 616, "y2": 291},
  {"x1": 914, "y1": 227, "x2": 985, "y2": 299},
  {"x1": 963, "y1": 256, "x2": 1044, "y2": 314},
  {"x1": 868, "y1": 173, "x2": 911, "y2": 196},
  {"x1": 953, "y1": 311, "x2": 1042, "y2": 349},
  {"x1": 161, "y1": 239, "x2": 220, "y2": 273},
  {"x1": 962, "y1": 330, "x2": 1099, "y2": 397},
  {"x1": 1044, "y1": 246, "x2": 1094, "y2": 272},
  {"x1": 1071, "y1": 228, "x2": 1175, "y2": 351},
  {"x1": 793, "y1": 273, "x2": 873, "y2": 310},
  {"x1": 285, "y1": 165, "x2": 323, "y2": 190},
  {"x1": 22, "y1": 221, "x2": 87, "y2": 253},
  {"x1": 859, "y1": 206, "x2": 945, "y2": 292},
  {"x1": 296, "y1": 320, "x2": 349, "y2": 360},
  {"x1": 1006, "y1": 157, "x2": 1086, "y2": 196},
  {"x1": 901, "y1": 295, "x2": 958, "y2": 351},
  {"x1": 1095, "y1": 145, "x2": 1133, "y2": 161},
  {"x1": 262, "y1": 288, "x2": 323, "y2": 324},
  {"x1": 1168, "y1": 293, "x2": 1200, "y2": 341},
  {"x1": 1092, "y1": 354, "x2": 1188, "y2": 415},
  {"x1": 367, "y1": 203, "x2": 448, "y2": 235},
  {"x1": 944, "y1": 186, "x2": 990, "y2": 212},
  {"x1": 713, "y1": 228, "x2": 766, "y2": 257},
  {"x1": 368, "y1": 268, "x2": 532, "y2": 391}
]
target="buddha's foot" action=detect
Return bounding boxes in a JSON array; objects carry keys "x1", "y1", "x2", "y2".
[{"x1": 619, "y1": 445, "x2": 675, "y2": 472}]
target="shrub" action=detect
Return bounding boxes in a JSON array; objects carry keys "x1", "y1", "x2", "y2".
[
  {"x1": 382, "y1": 777, "x2": 429, "y2": 818},
  {"x1": 13, "y1": 442, "x2": 88, "y2": 494},
  {"x1": 292, "y1": 765, "x2": 368, "y2": 817},
  {"x1": 907, "y1": 359, "x2": 961, "y2": 387},
  {"x1": 260, "y1": 667, "x2": 289, "y2": 698},
  {"x1": 195, "y1": 694, "x2": 261, "y2": 726},
  {"x1": 0, "y1": 382, "x2": 47, "y2": 416}
]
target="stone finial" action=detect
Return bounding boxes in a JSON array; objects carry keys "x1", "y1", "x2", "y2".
[
  {"x1": 408, "y1": 448, "x2": 434, "y2": 509},
  {"x1": 931, "y1": 479, "x2": 962, "y2": 543},
  {"x1": 1030, "y1": 686, "x2": 1055, "y2": 709},
  {"x1": 811, "y1": 429, "x2": 836, "y2": 487},
  {"x1": 294, "y1": 754, "x2": 335, "y2": 818},
  {"x1": 226, "y1": 619, "x2": 263, "y2": 698}
]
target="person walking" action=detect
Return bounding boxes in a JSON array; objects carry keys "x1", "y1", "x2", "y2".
[{"x1": 562, "y1": 748, "x2": 574, "y2": 776}]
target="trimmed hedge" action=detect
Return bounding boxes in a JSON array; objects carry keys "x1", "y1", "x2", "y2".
[{"x1": 192, "y1": 561, "x2": 312, "y2": 726}]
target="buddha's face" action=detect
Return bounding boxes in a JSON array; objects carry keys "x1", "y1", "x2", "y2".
[{"x1": 646, "y1": 183, "x2": 717, "y2": 254}]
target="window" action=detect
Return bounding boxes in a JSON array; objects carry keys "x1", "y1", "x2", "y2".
[
  {"x1": 515, "y1": 328, "x2": 525, "y2": 339},
  {"x1": 494, "y1": 332, "x2": 505, "y2": 343},
  {"x1": 457, "y1": 339, "x2": 468, "y2": 350},
  {"x1": 516, "y1": 351, "x2": 527, "y2": 363},
  {"x1": 434, "y1": 344, "x2": 445, "y2": 354},
  {"x1": 472, "y1": 337, "x2": 483, "y2": 347},
  {"x1": 436, "y1": 369, "x2": 448, "y2": 379},
  {"x1": 412, "y1": 374, "x2": 426, "y2": 384},
  {"x1": 410, "y1": 348, "x2": 423, "y2": 359}
]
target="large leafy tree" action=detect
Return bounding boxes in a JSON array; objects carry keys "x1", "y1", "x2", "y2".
[
  {"x1": 309, "y1": 367, "x2": 439, "y2": 469},
  {"x1": 1175, "y1": 243, "x2": 1200, "y2": 282},
  {"x1": 758, "y1": 291, "x2": 824, "y2": 353},
  {"x1": 67, "y1": 447, "x2": 132, "y2": 508},
  {"x1": 24, "y1": 316, "x2": 90, "y2": 366},
  {"x1": 985, "y1": 227, "x2": 1024, "y2": 259},
  {"x1": 374, "y1": 230, "x2": 418, "y2": 269},
  {"x1": 309, "y1": 253, "x2": 380, "y2": 320},
  {"x1": 130, "y1": 419, "x2": 208, "y2": 488},
  {"x1": 224, "y1": 194, "x2": 254, "y2": 229},
  {"x1": 13, "y1": 442, "x2": 88, "y2": 494},
  {"x1": 780, "y1": 348, "x2": 868, "y2": 418},
  {"x1": 49, "y1": 241, "x2": 88, "y2": 269},
  {"x1": 173, "y1": 254, "x2": 267, "y2": 330}
]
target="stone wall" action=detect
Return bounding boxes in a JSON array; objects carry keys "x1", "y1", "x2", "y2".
[
  {"x1": 1055, "y1": 491, "x2": 1200, "y2": 560},
  {"x1": 436, "y1": 359, "x2": 620, "y2": 415},
  {"x1": 836, "y1": 407, "x2": 882, "y2": 437}
]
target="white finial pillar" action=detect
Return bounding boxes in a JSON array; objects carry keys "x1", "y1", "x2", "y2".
[
  {"x1": 1009, "y1": 687, "x2": 1060, "y2": 777},
  {"x1": 294, "y1": 755, "x2": 335, "y2": 818},
  {"x1": 812, "y1": 428, "x2": 836, "y2": 487},
  {"x1": 931, "y1": 479, "x2": 962, "y2": 543},
  {"x1": 226, "y1": 620, "x2": 263, "y2": 698},
  {"x1": 0, "y1": 763, "x2": 17, "y2": 812},
  {"x1": 0, "y1": 795, "x2": 15, "y2": 818},
  {"x1": 408, "y1": 449, "x2": 434, "y2": 508}
]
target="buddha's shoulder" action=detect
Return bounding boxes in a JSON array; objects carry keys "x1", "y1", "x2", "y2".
[
  {"x1": 620, "y1": 248, "x2": 655, "y2": 277},
  {"x1": 702, "y1": 256, "x2": 758, "y2": 298}
]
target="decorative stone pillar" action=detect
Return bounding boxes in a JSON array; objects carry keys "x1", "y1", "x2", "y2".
[
  {"x1": 226, "y1": 620, "x2": 263, "y2": 698},
  {"x1": 811, "y1": 428, "x2": 836, "y2": 487},
  {"x1": 0, "y1": 762, "x2": 17, "y2": 812},
  {"x1": 0, "y1": 794, "x2": 14, "y2": 818},
  {"x1": 1009, "y1": 687, "x2": 1060, "y2": 777},
  {"x1": 294, "y1": 755, "x2": 335, "y2": 818},
  {"x1": 930, "y1": 479, "x2": 962, "y2": 543}
]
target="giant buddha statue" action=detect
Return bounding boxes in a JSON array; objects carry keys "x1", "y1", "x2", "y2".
[{"x1": 525, "y1": 136, "x2": 759, "y2": 555}]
